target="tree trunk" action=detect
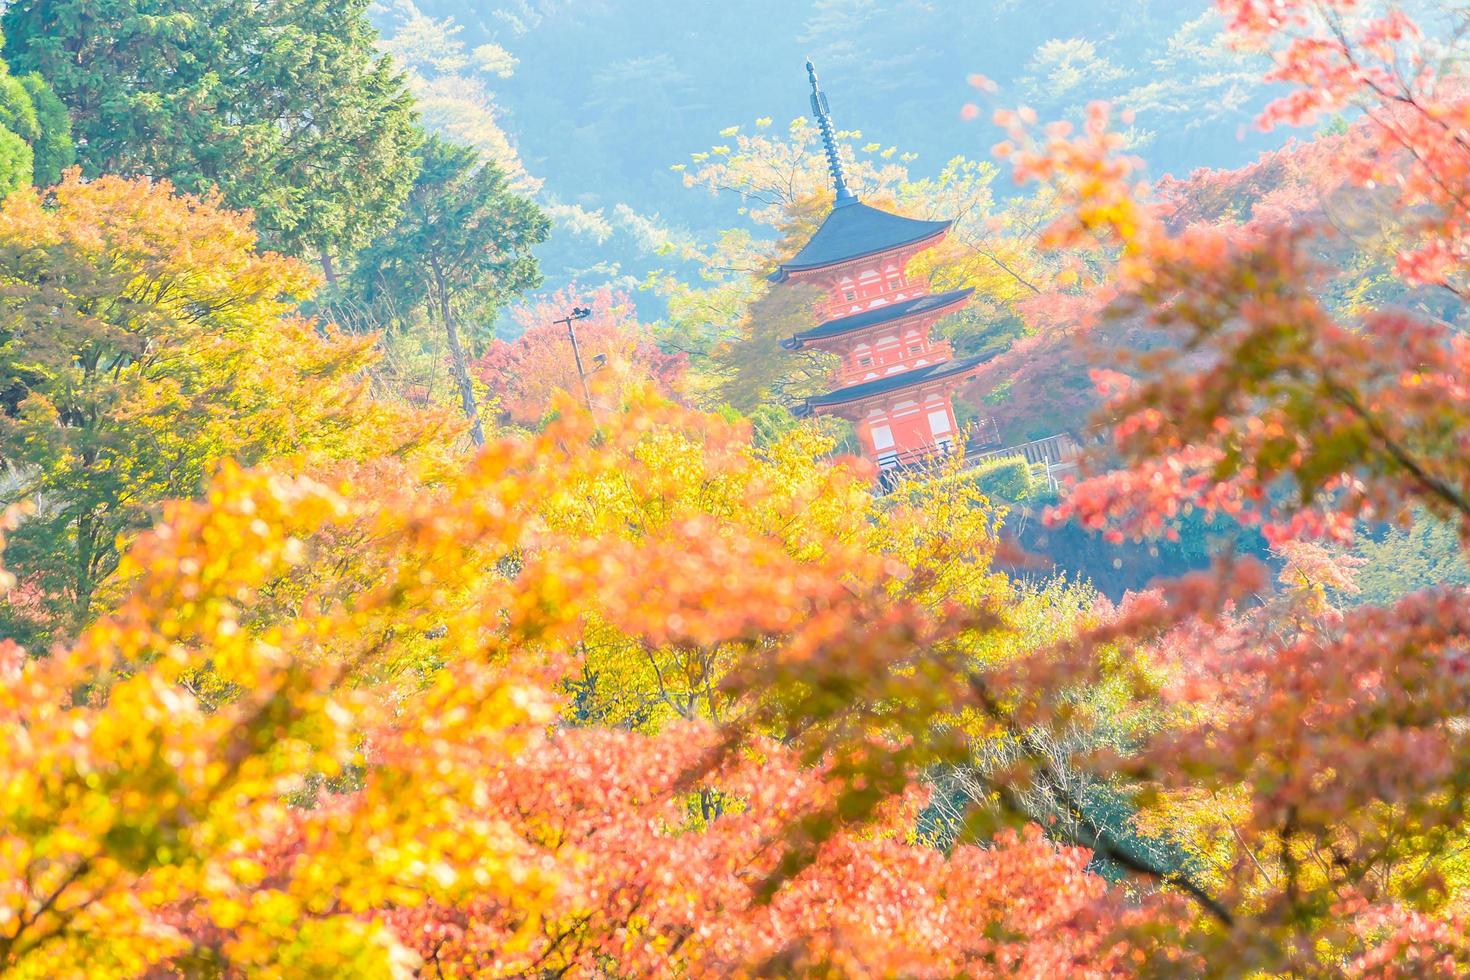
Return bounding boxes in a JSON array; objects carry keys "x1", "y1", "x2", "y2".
[
  {"x1": 320, "y1": 251, "x2": 338, "y2": 288},
  {"x1": 71, "y1": 510, "x2": 100, "y2": 635},
  {"x1": 430, "y1": 261, "x2": 485, "y2": 447}
]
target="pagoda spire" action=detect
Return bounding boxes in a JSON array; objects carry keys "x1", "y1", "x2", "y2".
[{"x1": 805, "y1": 59, "x2": 857, "y2": 208}]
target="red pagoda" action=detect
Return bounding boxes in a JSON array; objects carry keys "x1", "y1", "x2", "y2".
[{"x1": 781, "y1": 62, "x2": 989, "y2": 474}]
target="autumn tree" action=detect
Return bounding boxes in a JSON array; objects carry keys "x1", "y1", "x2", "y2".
[
  {"x1": 12, "y1": 1, "x2": 1470, "y2": 975},
  {"x1": 0, "y1": 393, "x2": 1159, "y2": 976},
  {"x1": 0, "y1": 175, "x2": 441, "y2": 646},
  {"x1": 2, "y1": 0, "x2": 419, "y2": 268},
  {"x1": 969, "y1": 0, "x2": 1470, "y2": 969},
  {"x1": 475, "y1": 285, "x2": 685, "y2": 427},
  {"x1": 961, "y1": 82, "x2": 1428, "y2": 446},
  {"x1": 347, "y1": 136, "x2": 549, "y2": 445}
]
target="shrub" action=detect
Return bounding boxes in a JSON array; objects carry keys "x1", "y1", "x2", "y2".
[{"x1": 967, "y1": 454, "x2": 1037, "y2": 502}]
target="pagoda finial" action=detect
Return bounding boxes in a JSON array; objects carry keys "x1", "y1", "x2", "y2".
[{"x1": 806, "y1": 59, "x2": 857, "y2": 208}]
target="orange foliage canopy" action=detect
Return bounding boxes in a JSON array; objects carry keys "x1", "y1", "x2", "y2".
[
  {"x1": 978, "y1": 0, "x2": 1470, "y2": 970},
  {"x1": 475, "y1": 285, "x2": 685, "y2": 426},
  {"x1": 0, "y1": 397, "x2": 1150, "y2": 977},
  {"x1": 10, "y1": 2, "x2": 1470, "y2": 976}
]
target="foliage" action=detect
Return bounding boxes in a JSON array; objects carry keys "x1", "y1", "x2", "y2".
[
  {"x1": 986, "y1": 1, "x2": 1470, "y2": 968},
  {"x1": 0, "y1": 127, "x2": 28, "y2": 199},
  {"x1": 739, "y1": 402, "x2": 797, "y2": 448},
  {"x1": 0, "y1": 41, "x2": 72, "y2": 194},
  {"x1": 1020, "y1": 39, "x2": 1129, "y2": 107},
  {"x1": 1348, "y1": 514, "x2": 1470, "y2": 608},
  {"x1": 475, "y1": 285, "x2": 685, "y2": 427},
  {"x1": 346, "y1": 136, "x2": 549, "y2": 444},
  {"x1": 2, "y1": 0, "x2": 420, "y2": 264},
  {"x1": 1218, "y1": 0, "x2": 1470, "y2": 295},
  {"x1": 705, "y1": 281, "x2": 837, "y2": 414},
  {"x1": 965, "y1": 454, "x2": 1038, "y2": 503},
  {"x1": 375, "y1": 0, "x2": 536, "y2": 194},
  {"x1": 964, "y1": 41, "x2": 1437, "y2": 445},
  {"x1": 7, "y1": 0, "x2": 1470, "y2": 975},
  {"x1": 0, "y1": 175, "x2": 445, "y2": 646},
  {"x1": 0, "y1": 396, "x2": 1156, "y2": 976},
  {"x1": 15, "y1": 73, "x2": 73, "y2": 184}
]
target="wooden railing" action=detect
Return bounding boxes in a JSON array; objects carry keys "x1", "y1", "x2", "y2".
[
  {"x1": 874, "y1": 440, "x2": 959, "y2": 472},
  {"x1": 871, "y1": 419, "x2": 1002, "y2": 473},
  {"x1": 872, "y1": 429, "x2": 1087, "y2": 496},
  {"x1": 970, "y1": 432, "x2": 1082, "y2": 469}
]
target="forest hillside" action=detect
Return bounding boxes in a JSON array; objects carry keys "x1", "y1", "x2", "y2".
[{"x1": 0, "y1": 1, "x2": 1469, "y2": 976}]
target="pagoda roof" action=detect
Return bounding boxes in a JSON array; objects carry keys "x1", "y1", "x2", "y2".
[
  {"x1": 784, "y1": 287, "x2": 974, "y2": 349},
  {"x1": 798, "y1": 352, "x2": 996, "y2": 414},
  {"x1": 771, "y1": 202, "x2": 953, "y2": 282}
]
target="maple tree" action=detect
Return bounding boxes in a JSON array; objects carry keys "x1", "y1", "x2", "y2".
[
  {"x1": 0, "y1": 393, "x2": 1164, "y2": 977},
  {"x1": 964, "y1": 0, "x2": 1470, "y2": 970},
  {"x1": 474, "y1": 285, "x2": 686, "y2": 427},
  {"x1": 0, "y1": 174, "x2": 443, "y2": 646},
  {"x1": 7, "y1": 0, "x2": 1470, "y2": 976}
]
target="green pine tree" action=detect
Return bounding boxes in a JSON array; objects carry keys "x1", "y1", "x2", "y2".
[
  {"x1": 0, "y1": 26, "x2": 72, "y2": 194},
  {"x1": 3, "y1": 0, "x2": 420, "y2": 268},
  {"x1": 18, "y1": 73, "x2": 75, "y2": 184},
  {"x1": 349, "y1": 137, "x2": 550, "y2": 445}
]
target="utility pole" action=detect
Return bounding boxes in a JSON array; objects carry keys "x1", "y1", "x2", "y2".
[{"x1": 554, "y1": 306, "x2": 596, "y2": 413}]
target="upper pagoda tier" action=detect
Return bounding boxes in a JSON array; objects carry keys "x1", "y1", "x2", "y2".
[{"x1": 770, "y1": 203, "x2": 953, "y2": 282}]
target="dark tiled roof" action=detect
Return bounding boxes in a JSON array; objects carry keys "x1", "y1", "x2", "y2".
[
  {"x1": 771, "y1": 202, "x2": 952, "y2": 281},
  {"x1": 801, "y1": 353, "x2": 996, "y2": 412},
  {"x1": 786, "y1": 287, "x2": 975, "y2": 347}
]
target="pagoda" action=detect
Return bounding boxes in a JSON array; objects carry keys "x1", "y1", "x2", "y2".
[{"x1": 780, "y1": 62, "x2": 989, "y2": 473}]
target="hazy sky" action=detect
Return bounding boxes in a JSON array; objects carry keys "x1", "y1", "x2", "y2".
[{"x1": 385, "y1": 0, "x2": 1291, "y2": 308}]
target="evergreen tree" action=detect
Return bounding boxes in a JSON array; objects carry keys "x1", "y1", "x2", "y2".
[
  {"x1": 350, "y1": 137, "x2": 549, "y2": 445},
  {"x1": 0, "y1": 27, "x2": 72, "y2": 194},
  {"x1": 16, "y1": 73, "x2": 74, "y2": 184},
  {"x1": 2, "y1": 0, "x2": 420, "y2": 267},
  {"x1": 0, "y1": 126, "x2": 29, "y2": 198}
]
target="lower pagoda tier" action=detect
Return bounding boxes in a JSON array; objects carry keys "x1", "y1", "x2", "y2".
[{"x1": 795, "y1": 353, "x2": 995, "y2": 468}]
